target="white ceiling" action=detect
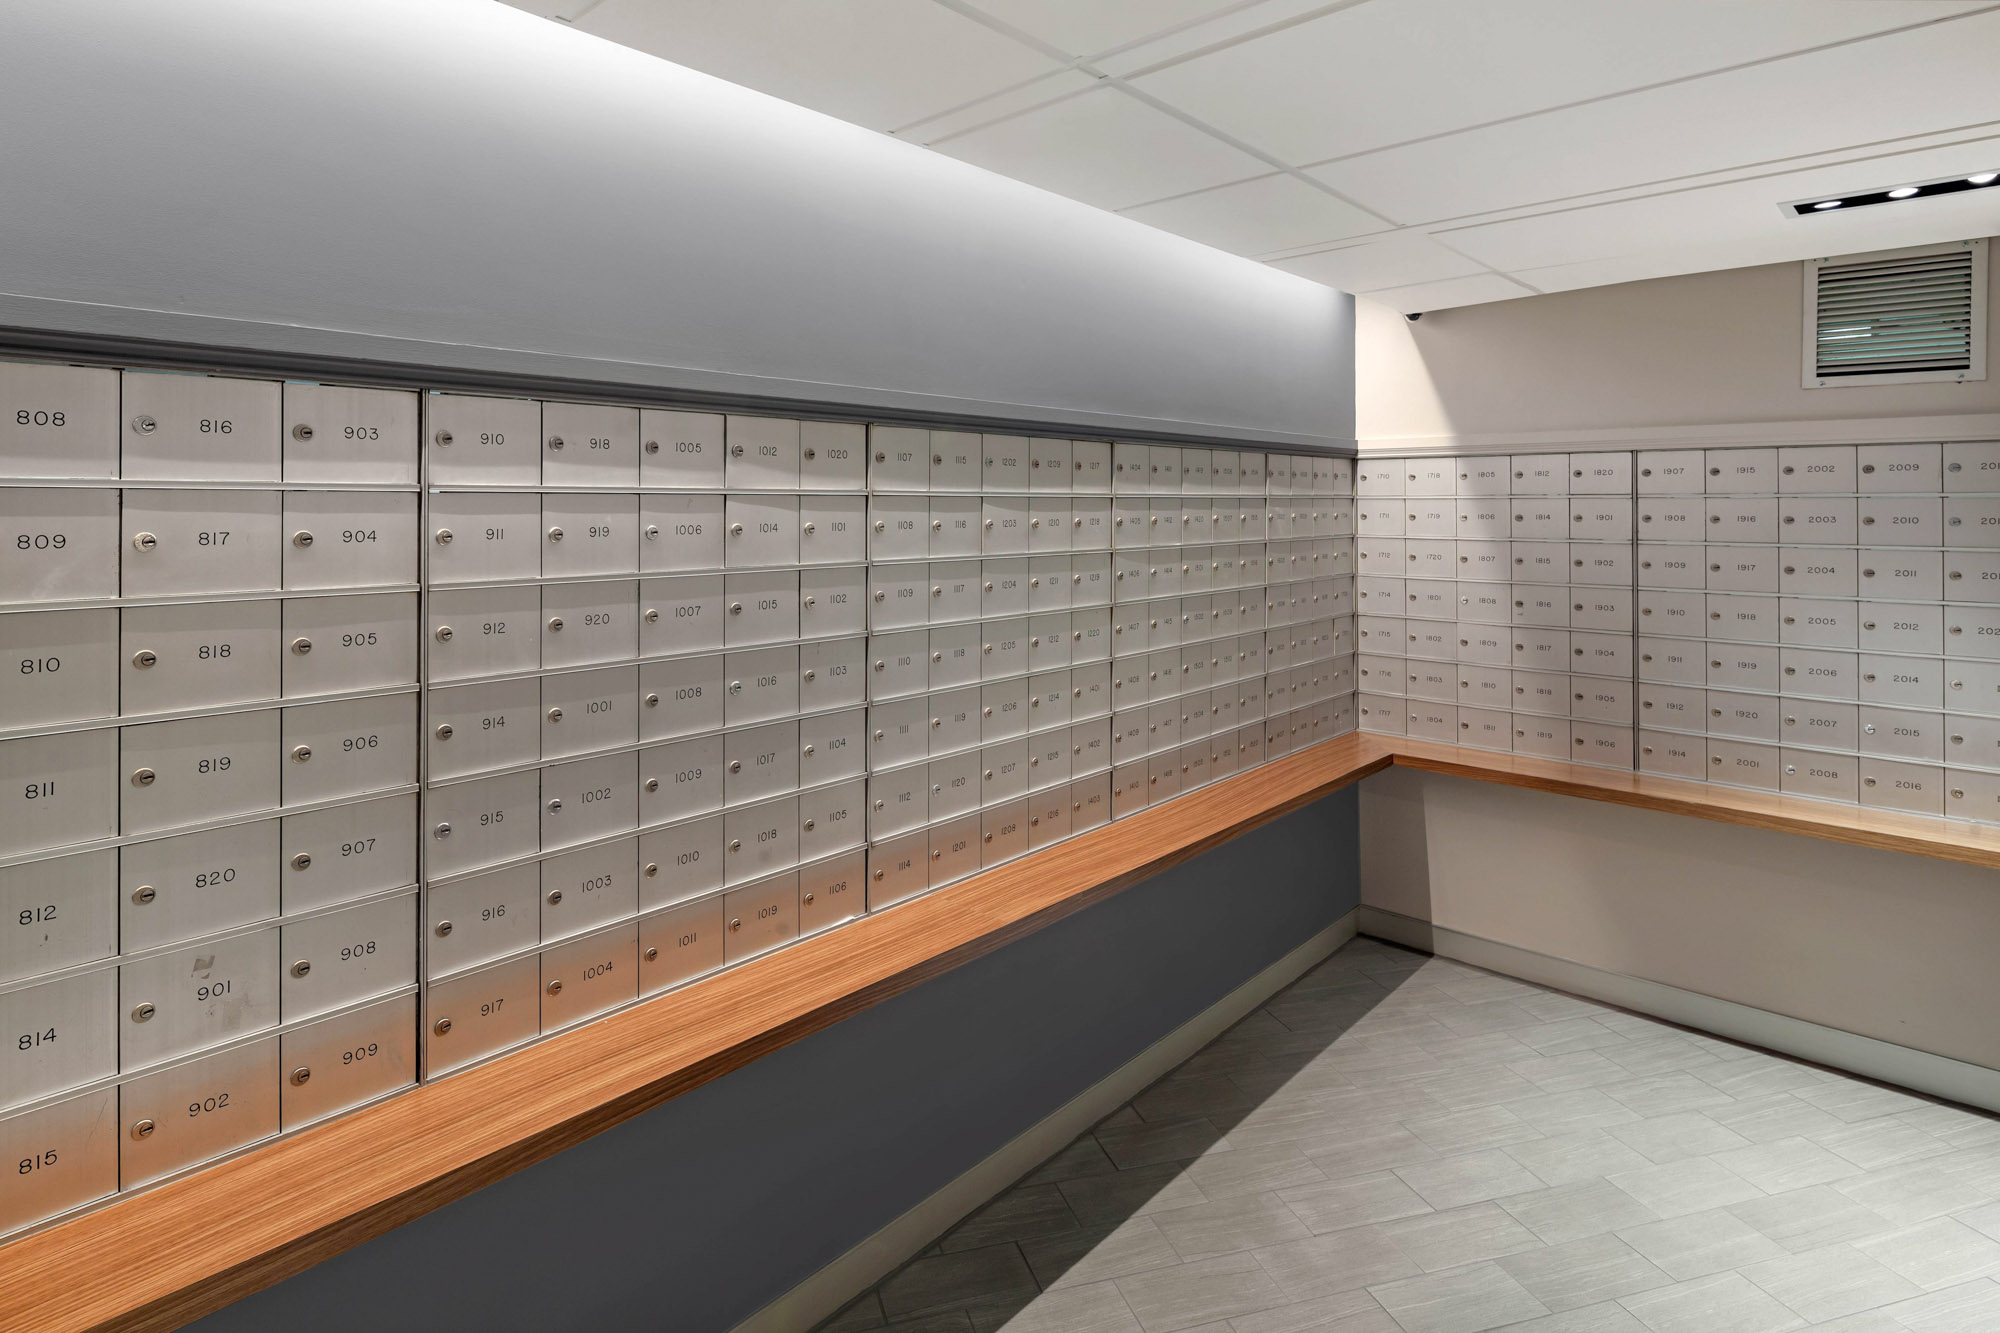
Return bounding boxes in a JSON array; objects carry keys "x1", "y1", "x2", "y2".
[{"x1": 503, "y1": 0, "x2": 2000, "y2": 312}]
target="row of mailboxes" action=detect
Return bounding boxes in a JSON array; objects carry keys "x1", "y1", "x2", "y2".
[
  {"x1": 1638, "y1": 733, "x2": 1998, "y2": 812},
  {"x1": 422, "y1": 567, "x2": 1347, "y2": 681},
  {"x1": 1355, "y1": 619, "x2": 1636, "y2": 675},
  {"x1": 864, "y1": 433, "x2": 1348, "y2": 498},
  {"x1": 1355, "y1": 540, "x2": 1631, "y2": 584},
  {"x1": 0, "y1": 990, "x2": 416, "y2": 1239},
  {"x1": 1357, "y1": 661, "x2": 1632, "y2": 721},
  {"x1": 1360, "y1": 495, "x2": 2000, "y2": 545},
  {"x1": 1632, "y1": 546, "x2": 2000, "y2": 599},
  {"x1": 423, "y1": 846, "x2": 872, "y2": 1077},
  {"x1": 1, "y1": 793, "x2": 415, "y2": 989},
  {"x1": 2, "y1": 892, "x2": 416, "y2": 1113},
  {"x1": 0, "y1": 490, "x2": 417, "y2": 604},
  {"x1": 1353, "y1": 538, "x2": 2000, "y2": 601},
  {"x1": 1357, "y1": 454, "x2": 1627, "y2": 496},
  {"x1": 1634, "y1": 694, "x2": 2000, "y2": 769},
  {"x1": 0, "y1": 694, "x2": 416, "y2": 859},
  {"x1": 1358, "y1": 698, "x2": 1635, "y2": 765},
  {"x1": 1357, "y1": 445, "x2": 2000, "y2": 498},
  {"x1": 1634, "y1": 637, "x2": 2000, "y2": 711},
  {"x1": 849, "y1": 498, "x2": 1350, "y2": 565},
  {"x1": 0, "y1": 595, "x2": 418, "y2": 731},
  {"x1": 0, "y1": 364, "x2": 420, "y2": 485},
  {"x1": 426, "y1": 796, "x2": 870, "y2": 981}
]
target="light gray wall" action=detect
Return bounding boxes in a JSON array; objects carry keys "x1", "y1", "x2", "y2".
[
  {"x1": 187, "y1": 791, "x2": 1360, "y2": 1333},
  {"x1": 0, "y1": 0, "x2": 1352, "y2": 447},
  {"x1": 1357, "y1": 244, "x2": 1997, "y2": 446}
]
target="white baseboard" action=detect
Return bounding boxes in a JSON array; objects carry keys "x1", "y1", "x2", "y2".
[
  {"x1": 732, "y1": 909, "x2": 1360, "y2": 1333},
  {"x1": 1359, "y1": 905, "x2": 2000, "y2": 1115}
]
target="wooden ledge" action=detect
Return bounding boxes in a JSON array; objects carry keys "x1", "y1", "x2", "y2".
[{"x1": 11, "y1": 731, "x2": 2000, "y2": 1332}]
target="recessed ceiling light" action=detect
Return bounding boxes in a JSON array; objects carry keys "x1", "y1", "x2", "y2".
[{"x1": 1787, "y1": 169, "x2": 2000, "y2": 216}]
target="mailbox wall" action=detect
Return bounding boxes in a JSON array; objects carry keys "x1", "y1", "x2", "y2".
[{"x1": 185, "y1": 789, "x2": 1361, "y2": 1333}]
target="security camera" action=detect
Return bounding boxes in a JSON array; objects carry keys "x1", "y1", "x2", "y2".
[{"x1": 1405, "y1": 311, "x2": 1423, "y2": 322}]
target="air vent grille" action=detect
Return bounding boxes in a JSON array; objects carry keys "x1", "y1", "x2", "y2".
[{"x1": 1805, "y1": 241, "x2": 1986, "y2": 387}]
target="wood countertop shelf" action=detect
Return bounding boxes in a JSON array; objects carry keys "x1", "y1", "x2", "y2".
[{"x1": 8, "y1": 731, "x2": 2000, "y2": 1333}]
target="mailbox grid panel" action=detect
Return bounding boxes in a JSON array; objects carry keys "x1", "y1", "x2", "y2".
[
  {"x1": 0, "y1": 360, "x2": 1356, "y2": 1241},
  {"x1": 1356, "y1": 444, "x2": 2000, "y2": 821},
  {"x1": 417, "y1": 413, "x2": 1357, "y2": 1083},
  {"x1": 0, "y1": 361, "x2": 422, "y2": 1242}
]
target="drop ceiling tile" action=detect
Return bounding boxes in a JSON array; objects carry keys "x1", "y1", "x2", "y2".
[
  {"x1": 1091, "y1": 0, "x2": 1335, "y2": 78},
  {"x1": 931, "y1": 85, "x2": 1273, "y2": 212},
  {"x1": 898, "y1": 69, "x2": 1103, "y2": 144},
  {"x1": 1272, "y1": 230, "x2": 1489, "y2": 292},
  {"x1": 1120, "y1": 173, "x2": 1387, "y2": 256},
  {"x1": 1442, "y1": 135, "x2": 2000, "y2": 274},
  {"x1": 962, "y1": 0, "x2": 1253, "y2": 60},
  {"x1": 1352, "y1": 273, "x2": 1534, "y2": 313},
  {"x1": 1131, "y1": 0, "x2": 1987, "y2": 165},
  {"x1": 573, "y1": 0, "x2": 1065, "y2": 132},
  {"x1": 1309, "y1": 9, "x2": 2000, "y2": 224}
]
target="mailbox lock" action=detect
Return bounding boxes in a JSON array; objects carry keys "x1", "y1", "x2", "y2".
[
  {"x1": 130, "y1": 768, "x2": 156, "y2": 787},
  {"x1": 802, "y1": 447, "x2": 816, "y2": 461},
  {"x1": 802, "y1": 522, "x2": 815, "y2": 535},
  {"x1": 931, "y1": 520, "x2": 943, "y2": 532},
  {"x1": 729, "y1": 523, "x2": 744, "y2": 537},
  {"x1": 729, "y1": 759, "x2": 742, "y2": 773},
  {"x1": 291, "y1": 853, "x2": 312, "y2": 871},
  {"x1": 293, "y1": 529, "x2": 315, "y2": 548},
  {"x1": 802, "y1": 743, "x2": 815, "y2": 757},
  {"x1": 290, "y1": 1066, "x2": 312, "y2": 1087},
  {"x1": 435, "y1": 528, "x2": 454, "y2": 545},
  {"x1": 131, "y1": 1003, "x2": 156, "y2": 1023},
  {"x1": 292, "y1": 745, "x2": 313, "y2": 763},
  {"x1": 435, "y1": 920, "x2": 454, "y2": 938},
  {"x1": 802, "y1": 892, "x2": 816, "y2": 905},
  {"x1": 547, "y1": 526, "x2": 564, "y2": 542},
  {"x1": 435, "y1": 626, "x2": 454, "y2": 642},
  {"x1": 547, "y1": 617, "x2": 564, "y2": 632},
  {"x1": 546, "y1": 980, "x2": 563, "y2": 995},
  {"x1": 729, "y1": 602, "x2": 743, "y2": 616},
  {"x1": 644, "y1": 777, "x2": 659, "y2": 793},
  {"x1": 547, "y1": 798, "x2": 563, "y2": 813},
  {"x1": 435, "y1": 822, "x2": 452, "y2": 839},
  {"x1": 132, "y1": 531, "x2": 159, "y2": 552},
  {"x1": 801, "y1": 669, "x2": 816, "y2": 684},
  {"x1": 132, "y1": 885, "x2": 157, "y2": 905},
  {"x1": 644, "y1": 862, "x2": 659, "y2": 877},
  {"x1": 801, "y1": 596, "x2": 816, "y2": 610},
  {"x1": 132, "y1": 649, "x2": 157, "y2": 669},
  {"x1": 645, "y1": 524, "x2": 660, "y2": 539},
  {"x1": 435, "y1": 723, "x2": 455, "y2": 741},
  {"x1": 729, "y1": 839, "x2": 742, "y2": 852},
  {"x1": 291, "y1": 960, "x2": 312, "y2": 978},
  {"x1": 434, "y1": 1018, "x2": 453, "y2": 1035},
  {"x1": 644, "y1": 692, "x2": 660, "y2": 707},
  {"x1": 546, "y1": 435, "x2": 565, "y2": 452},
  {"x1": 547, "y1": 707, "x2": 563, "y2": 723},
  {"x1": 291, "y1": 422, "x2": 315, "y2": 442},
  {"x1": 645, "y1": 946, "x2": 660, "y2": 961},
  {"x1": 546, "y1": 888, "x2": 564, "y2": 906},
  {"x1": 131, "y1": 1119, "x2": 156, "y2": 1140},
  {"x1": 130, "y1": 414, "x2": 158, "y2": 435},
  {"x1": 872, "y1": 869, "x2": 885, "y2": 881},
  {"x1": 434, "y1": 429, "x2": 454, "y2": 447},
  {"x1": 731, "y1": 444, "x2": 745, "y2": 458},
  {"x1": 291, "y1": 637, "x2": 313, "y2": 655},
  {"x1": 644, "y1": 608, "x2": 660, "y2": 623}
]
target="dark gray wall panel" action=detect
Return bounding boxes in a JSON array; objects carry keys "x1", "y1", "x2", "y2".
[{"x1": 188, "y1": 787, "x2": 1359, "y2": 1333}]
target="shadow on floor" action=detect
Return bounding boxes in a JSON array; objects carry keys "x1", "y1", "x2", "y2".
[{"x1": 813, "y1": 937, "x2": 1433, "y2": 1333}]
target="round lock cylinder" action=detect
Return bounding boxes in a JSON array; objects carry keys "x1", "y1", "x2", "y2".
[
  {"x1": 434, "y1": 1018, "x2": 453, "y2": 1035},
  {"x1": 435, "y1": 626, "x2": 454, "y2": 642},
  {"x1": 131, "y1": 885, "x2": 156, "y2": 905},
  {"x1": 131, "y1": 649, "x2": 157, "y2": 669},
  {"x1": 546, "y1": 980, "x2": 563, "y2": 996},
  {"x1": 291, "y1": 637, "x2": 313, "y2": 655},
  {"x1": 644, "y1": 946, "x2": 660, "y2": 962},
  {"x1": 292, "y1": 530, "x2": 315, "y2": 548},
  {"x1": 131, "y1": 1119, "x2": 156, "y2": 1140},
  {"x1": 435, "y1": 529, "x2": 453, "y2": 545},
  {"x1": 130, "y1": 768, "x2": 156, "y2": 787},
  {"x1": 132, "y1": 532, "x2": 158, "y2": 551},
  {"x1": 292, "y1": 423, "x2": 315, "y2": 442},
  {"x1": 291, "y1": 853, "x2": 312, "y2": 871},
  {"x1": 291, "y1": 745, "x2": 312, "y2": 764},
  {"x1": 436, "y1": 921, "x2": 454, "y2": 937},
  {"x1": 547, "y1": 435, "x2": 565, "y2": 452},
  {"x1": 291, "y1": 960, "x2": 311, "y2": 978},
  {"x1": 290, "y1": 1067, "x2": 312, "y2": 1086}
]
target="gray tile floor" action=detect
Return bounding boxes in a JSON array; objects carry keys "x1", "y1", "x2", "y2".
[{"x1": 814, "y1": 936, "x2": 2000, "y2": 1333}]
